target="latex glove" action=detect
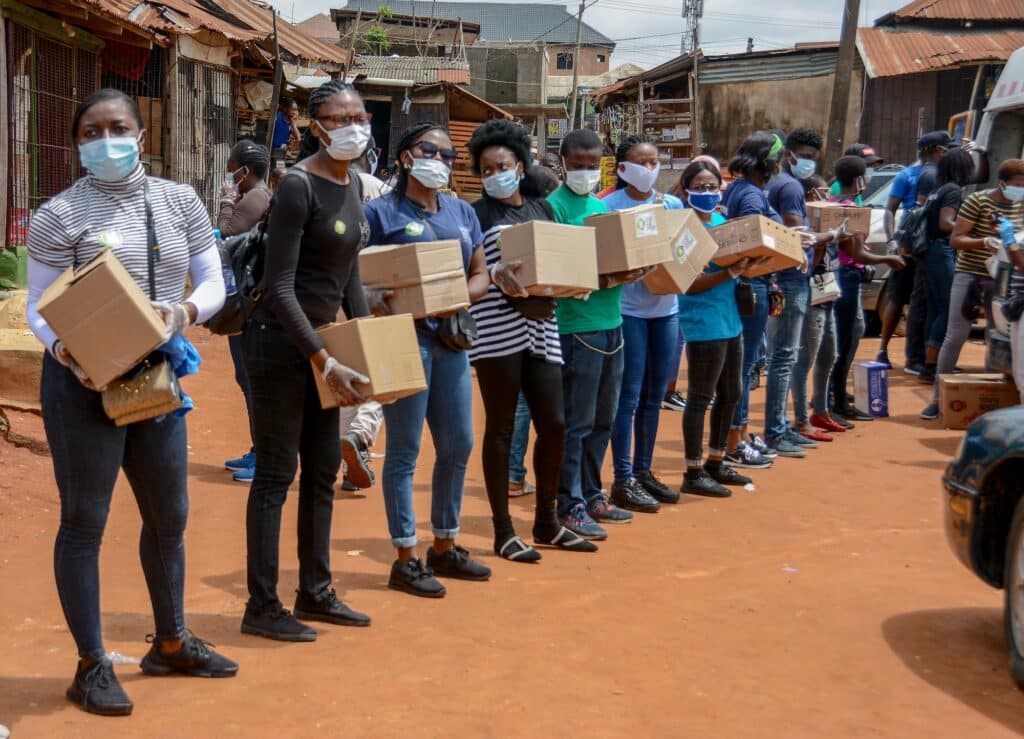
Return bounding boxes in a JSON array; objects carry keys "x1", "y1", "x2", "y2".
[
  {"x1": 323, "y1": 357, "x2": 369, "y2": 407},
  {"x1": 490, "y1": 260, "x2": 529, "y2": 298},
  {"x1": 219, "y1": 181, "x2": 238, "y2": 201},
  {"x1": 53, "y1": 340, "x2": 102, "y2": 391},
  {"x1": 151, "y1": 301, "x2": 191, "y2": 340},
  {"x1": 365, "y1": 287, "x2": 395, "y2": 316},
  {"x1": 883, "y1": 255, "x2": 906, "y2": 270},
  {"x1": 983, "y1": 236, "x2": 1002, "y2": 252},
  {"x1": 572, "y1": 291, "x2": 592, "y2": 301}
]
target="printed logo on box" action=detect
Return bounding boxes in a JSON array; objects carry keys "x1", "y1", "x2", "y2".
[
  {"x1": 674, "y1": 230, "x2": 697, "y2": 264},
  {"x1": 634, "y1": 212, "x2": 659, "y2": 238}
]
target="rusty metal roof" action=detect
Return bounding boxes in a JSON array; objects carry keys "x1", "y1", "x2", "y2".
[
  {"x1": 857, "y1": 26, "x2": 1024, "y2": 77},
  {"x1": 351, "y1": 55, "x2": 471, "y2": 85},
  {"x1": 880, "y1": 0, "x2": 1024, "y2": 23}
]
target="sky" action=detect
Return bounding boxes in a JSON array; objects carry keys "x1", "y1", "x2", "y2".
[{"x1": 270, "y1": 0, "x2": 910, "y2": 69}]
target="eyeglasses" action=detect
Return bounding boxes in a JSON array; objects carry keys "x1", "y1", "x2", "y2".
[
  {"x1": 688, "y1": 182, "x2": 720, "y2": 193},
  {"x1": 415, "y1": 140, "x2": 459, "y2": 164},
  {"x1": 318, "y1": 113, "x2": 372, "y2": 129}
]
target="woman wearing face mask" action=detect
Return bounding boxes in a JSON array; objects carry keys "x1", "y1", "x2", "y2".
[
  {"x1": 363, "y1": 122, "x2": 492, "y2": 597},
  {"x1": 25, "y1": 89, "x2": 235, "y2": 716},
  {"x1": 241, "y1": 80, "x2": 373, "y2": 642},
  {"x1": 602, "y1": 135, "x2": 683, "y2": 512},
  {"x1": 465, "y1": 118, "x2": 598, "y2": 562},
  {"x1": 218, "y1": 140, "x2": 273, "y2": 484}
]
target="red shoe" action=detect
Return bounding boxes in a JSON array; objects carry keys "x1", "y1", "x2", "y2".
[
  {"x1": 810, "y1": 414, "x2": 847, "y2": 433},
  {"x1": 797, "y1": 426, "x2": 833, "y2": 442}
]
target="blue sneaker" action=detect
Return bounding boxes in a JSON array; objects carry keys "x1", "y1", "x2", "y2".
[
  {"x1": 920, "y1": 403, "x2": 939, "y2": 420},
  {"x1": 225, "y1": 451, "x2": 255, "y2": 472},
  {"x1": 784, "y1": 428, "x2": 818, "y2": 448},
  {"x1": 232, "y1": 466, "x2": 254, "y2": 483},
  {"x1": 559, "y1": 503, "x2": 608, "y2": 541}
]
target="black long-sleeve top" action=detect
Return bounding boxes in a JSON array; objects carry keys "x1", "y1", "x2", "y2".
[{"x1": 255, "y1": 168, "x2": 369, "y2": 357}]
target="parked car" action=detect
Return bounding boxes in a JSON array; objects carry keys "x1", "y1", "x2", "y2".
[
  {"x1": 943, "y1": 405, "x2": 1024, "y2": 689},
  {"x1": 861, "y1": 166, "x2": 905, "y2": 334}
]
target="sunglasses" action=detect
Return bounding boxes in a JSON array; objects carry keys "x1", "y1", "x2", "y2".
[{"x1": 415, "y1": 140, "x2": 459, "y2": 164}]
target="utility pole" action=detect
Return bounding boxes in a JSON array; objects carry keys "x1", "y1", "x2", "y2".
[
  {"x1": 824, "y1": 0, "x2": 861, "y2": 172},
  {"x1": 265, "y1": 6, "x2": 284, "y2": 173},
  {"x1": 565, "y1": 0, "x2": 585, "y2": 130}
]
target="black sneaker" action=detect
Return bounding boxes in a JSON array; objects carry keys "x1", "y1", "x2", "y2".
[
  {"x1": 828, "y1": 411, "x2": 855, "y2": 430},
  {"x1": 389, "y1": 558, "x2": 447, "y2": 598},
  {"x1": 241, "y1": 602, "x2": 317, "y2": 642},
  {"x1": 66, "y1": 658, "x2": 133, "y2": 716},
  {"x1": 340, "y1": 432, "x2": 374, "y2": 490},
  {"x1": 636, "y1": 471, "x2": 680, "y2": 504},
  {"x1": 681, "y1": 471, "x2": 732, "y2": 498},
  {"x1": 918, "y1": 365, "x2": 936, "y2": 384},
  {"x1": 294, "y1": 588, "x2": 371, "y2": 627},
  {"x1": 837, "y1": 404, "x2": 873, "y2": 422},
  {"x1": 661, "y1": 391, "x2": 686, "y2": 411},
  {"x1": 140, "y1": 631, "x2": 238, "y2": 677},
  {"x1": 904, "y1": 362, "x2": 924, "y2": 376},
  {"x1": 706, "y1": 464, "x2": 752, "y2": 487},
  {"x1": 875, "y1": 349, "x2": 892, "y2": 368},
  {"x1": 427, "y1": 544, "x2": 492, "y2": 581},
  {"x1": 610, "y1": 478, "x2": 661, "y2": 513}
]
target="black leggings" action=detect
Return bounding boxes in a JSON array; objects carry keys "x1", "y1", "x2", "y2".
[
  {"x1": 474, "y1": 351, "x2": 565, "y2": 542},
  {"x1": 683, "y1": 336, "x2": 743, "y2": 466}
]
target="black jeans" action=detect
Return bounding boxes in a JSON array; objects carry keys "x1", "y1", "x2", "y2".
[
  {"x1": 474, "y1": 351, "x2": 565, "y2": 540},
  {"x1": 832, "y1": 266, "x2": 865, "y2": 409},
  {"x1": 229, "y1": 333, "x2": 255, "y2": 448},
  {"x1": 683, "y1": 336, "x2": 743, "y2": 466},
  {"x1": 41, "y1": 354, "x2": 189, "y2": 659},
  {"x1": 906, "y1": 258, "x2": 927, "y2": 365},
  {"x1": 243, "y1": 321, "x2": 341, "y2": 610}
]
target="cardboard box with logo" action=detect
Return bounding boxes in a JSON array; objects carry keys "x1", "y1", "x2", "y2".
[
  {"x1": 854, "y1": 361, "x2": 889, "y2": 417},
  {"x1": 939, "y1": 374, "x2": 1020, "y2": 430},
  {"x1": 807, "y1": 202, "x2": 872, "y2": 237},
  {"x1": 709, "y1": 215, "x2": 806, "y2": 277},
  {"x1": 497, "y1": 221, "x2": 599, "y2": 297},
  {"x1": 643, "y1": 210, "x2": 720, "y2": 295},
  {"x1": 358, "y1": 240, "x2": 470, "y2": 318},
  {"x1": 36, "y1": 250, "x2": 167, "y2": 388},
  {"x1": 313, "y1": 315, "x2": 427, "y2": 409},
  {"x1": 0, "y1": 328, "x2": 43, "y2": 411},
  {"x1": 584, "y1": 205, "x2": 674, "y2": 274}
]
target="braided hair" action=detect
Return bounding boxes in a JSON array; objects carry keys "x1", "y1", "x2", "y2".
[
  {"x1": 614, "y1": 134, "x2": 657, "y2": 190},
  {"x1": 230, "y1": 140, "x2": 270, "y2": 179},
  {"x1": 392, "y1": 121, "x2": 448, "y2": 198},
  {"x1": 308, "y1": 79, "x2": 358, "y2": 119}
]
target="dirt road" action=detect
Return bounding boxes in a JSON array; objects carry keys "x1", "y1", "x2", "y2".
[{"x1": 1, "y1": 333, "x2": 1021, "y2": 738}]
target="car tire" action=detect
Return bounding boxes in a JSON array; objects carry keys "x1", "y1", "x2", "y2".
[{"x1": 1003, "y1": 495, "x2": 1024, "y2": 691}]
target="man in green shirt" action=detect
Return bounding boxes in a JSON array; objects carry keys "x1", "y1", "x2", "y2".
[{"x1": 548, "y1": 129, "x2": 651, "y2": 539}]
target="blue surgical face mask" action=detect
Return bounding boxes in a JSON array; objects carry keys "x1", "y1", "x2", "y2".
[
  {"x1": 483, "y1": 168, "x2": 521, "y2": 199},
  {"x1": 791, "y1": 156, "x2": 817, "y2": 180},
  {"x1": 687, "y1": 190, "x2": 721, "y2": 213},
  {"x1": 1003, "y1": 184, "x2": 1024, "y2": 203},
  {"x1": 79, "y1": 136, "x2": 141, "y2": 182}
]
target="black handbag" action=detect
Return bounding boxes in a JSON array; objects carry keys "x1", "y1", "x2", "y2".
[
  {"x1": 735, "y1": 281, "x2": 756, "y2": 317},
  {"x1": 508, "y1": 295, "x2": 557, "y2": 321},
  {"x1": 961, "y1": 275, "x2": 993, "y2": 322},
  {"x1": 1003, "y1": 293, "x2": 1024, "y2": 322},
  {"x1": 436, "y1": 308, "x2": 478, "y2": 352}
]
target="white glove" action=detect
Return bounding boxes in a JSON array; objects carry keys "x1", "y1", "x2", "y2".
[{"x1": 151, "y1": 301, "x2": 191, "y2": 340}]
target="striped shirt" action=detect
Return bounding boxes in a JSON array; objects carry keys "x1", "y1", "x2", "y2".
[
  {"x1": 956, "y1": 190, "x2": 1024, "y2": 277},
  {"x1": 468, "y1": 224, "x2": 563, "y2": 364},
  {"x1": 28, "y1": 164, "x2": 216, "y2": 304}
]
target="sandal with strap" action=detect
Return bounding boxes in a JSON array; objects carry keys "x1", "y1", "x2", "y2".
[
  {"x1": 533, "y1": 526, "x2": 599, "y2": 553},
  {"x1": 495, "y1": 535, "x2": 542, "y2": 563}
]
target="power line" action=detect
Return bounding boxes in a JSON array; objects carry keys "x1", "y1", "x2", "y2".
[{"x1": 528, "y1": 0, "x2": 602, "y2": 44}]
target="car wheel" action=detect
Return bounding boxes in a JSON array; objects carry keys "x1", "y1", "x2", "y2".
[{"x1": 1004, "y1": 496, "x2": 1024, "y2": 690}]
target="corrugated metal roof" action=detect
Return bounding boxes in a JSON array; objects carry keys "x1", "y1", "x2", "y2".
[
  {"x1": 857, "y1": 26, "x2": 1024, "y2": 78},
  {"x1": 699, "y1": 48, "x2": 839, "y2": 84},
  {"x1": 881, "y1": 0, "x2": 1023, "y2": 23},
  {"x1": 352, "y1": 55, "x2": 471, "y2": 84},
  {"x1": 340, "y1": 0, "x2": 615, "y2": 46}
]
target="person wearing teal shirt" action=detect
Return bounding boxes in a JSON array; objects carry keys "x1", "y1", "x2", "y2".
[{"x1": 548, "y1": 129, "x2": 651, "y2": 540}]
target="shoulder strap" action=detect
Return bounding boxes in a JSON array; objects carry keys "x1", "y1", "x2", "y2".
[{"x1": 142, "y1": 178, "x2": 158, "y2": 301}]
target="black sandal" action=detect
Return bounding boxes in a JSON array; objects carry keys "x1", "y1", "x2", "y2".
[
  {"x1": 495, "y1": 535, "x2": 542, "y2": 563},
  {"x1": 534, "y1": 526, "x2": 598, "y2": 553}
]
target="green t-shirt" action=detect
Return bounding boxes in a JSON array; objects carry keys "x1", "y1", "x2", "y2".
[
  {"x1": 828, "y1": 181, "x2": 863, "y2": 205},
  {"x1": 547, "y1": 185, "x2": 622, "y2": 335}
]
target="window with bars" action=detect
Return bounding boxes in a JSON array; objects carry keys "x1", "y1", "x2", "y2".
[{"x1": 173, "y1": 58, "x2": 234, "y2": 215}]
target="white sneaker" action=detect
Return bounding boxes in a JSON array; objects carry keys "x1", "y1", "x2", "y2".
[{"x1": 724, "y1": 442, "x2": 773, "y2": 469}]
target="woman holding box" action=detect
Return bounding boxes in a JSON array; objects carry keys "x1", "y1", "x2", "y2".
[
  {"x1": 364, "y1": 122, "x2": 495, "y2": 597},
  {"x1": 242, "y1": 80, "x2": 373, "y2": 642},
  {"x1": 466, "y1": 118, "x2": 598, "y2": 562},
  {"x1": 602, "y1": 135, "x2": 684, "y2": 511},
  {"x1": 26, "y1": 88, "x2": 235, "y2": 716}
]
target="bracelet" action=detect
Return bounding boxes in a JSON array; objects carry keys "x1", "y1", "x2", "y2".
[{"x1": 323, "y1": 356, "x2": 339, "y2": 381}]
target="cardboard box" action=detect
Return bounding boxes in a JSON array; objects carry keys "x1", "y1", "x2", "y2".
[
  {"x1": 709, "y1": 216, "x2": 806, "y2": 277},
  {"x1": 358, "y1": 240, "x2": 470, "y2": 318},
  {"x1": 584, "y1": 205, "x2": 674, "y2": 274},
  {"x1": 938, "y1": 374, "x2": 1020, "y2": 430},
  {"x1": 36, "y1": 250, "x2": 167, "y2": 388},
  {"x1": 854, "y1": 361, "x2": 889, "y2": 417},
  {"x1": 313, "y1": 316, "x2": 427, "y2": 409},
  {"x1": 497, "y1": 221, "x2": 599, "y2": 297},
  {"x1": 807, "y1": 202, "x2": 872, "y2": 236},
  {"x1": 0, "y1": 328, "x2": 43, "y2": 411},
  {"x1": 643, "y1": 210, "x2": 720, "y2": 294}
]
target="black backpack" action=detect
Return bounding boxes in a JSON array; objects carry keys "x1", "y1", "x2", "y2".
[{"x1": 894, "y1": 184, "x2": 957, "y2": 258}]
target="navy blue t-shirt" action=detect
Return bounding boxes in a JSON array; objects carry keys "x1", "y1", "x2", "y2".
[
  {"x1": 722, "y1": 177, "x2": 781, "y2": 221},
  {"x1": 767, "y1": 171, "x2": 812, "y2": 281}
]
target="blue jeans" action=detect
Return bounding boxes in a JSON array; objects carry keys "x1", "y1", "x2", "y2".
[
  {"x1": 792, "y1": 300, "x2": 837, "y2": 423},
  {"x1": 509, "y1": 393, "x2": 530, "y2": 483},
  {"x1": 41, "y1": 354, "x2": 189, "y2": 659},
  {"x1": 667, "y1": 318, "x2": 686, "y2": 389},
  {"x1": 229, "y1": 333, "x2": 254, "y2": 448},
  {"x1": 832, "y1": 266, "x2": 865, "y2": 409},
  {"x1": 558, "y1": 327, "x2": 625, "y2": 516},
  {"x1": 612, "y1": 314, "x2": 677, "y2": 482},
  {"x1": 732, "y1": 278, "x2": 770, "y2": 429},
  {"x1": 921, "y1": 241, "x2": 956, "y2": 349},
  {"x1": 381, "y1": 334, "x2": 473, "y2": 548},
  {"x1": 764, "y1": 277, "x2": 810, "y2": 441}
]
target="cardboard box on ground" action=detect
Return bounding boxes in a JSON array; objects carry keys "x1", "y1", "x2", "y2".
[
  {"x1": 497, "y1": 221, "x2": 599, "y2": 297},
  {"x1": 358, "y1": 240, "x2": 470, "y2": 318},
  {"x1": 313, "y1": 316, "x2": 427, "y2": 410},
  {"x1": 854, "y1": 361, "x2": 889, "y2": 417},
  {"x1": 939, "y1": 374, "x2": 1020, "y2": 430},
  {"x1": 36, "y1": 250, "x2": 166, "y2": 389},
  {"x1": 643, "y1": 210, "x2": 720, "y2": 295},
  {"x1": 807, "y1": 202, "x2": 871, "y2": 236},
  {"x1": 709, "y1": 216, "x2": 805, "y2": 277},
  {"x1": 584, "y1": 205, "x2": 677, "y2": 274}
]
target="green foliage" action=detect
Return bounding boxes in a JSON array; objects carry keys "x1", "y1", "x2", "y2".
[{"x1": 364, "y1": 24, "x2": 389, "y2": 55}]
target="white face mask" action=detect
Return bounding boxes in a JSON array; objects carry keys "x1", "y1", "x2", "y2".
[
  {"x1": 410, "y1": 157, "x2": 451, "y2": 190},
  {"x1": 619, "y1": 161, "x2": 660, "y2": 193},
  {"x1": 322, "y1": 122, "x2": 371, "y2": 161},
  {"x1": 564, "y1": 167, "x2": 601, "y2": 196}
]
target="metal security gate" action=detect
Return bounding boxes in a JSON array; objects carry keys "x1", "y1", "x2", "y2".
[{"x1": 174, "y1": 57, "x2": 234, "y2": 215}]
